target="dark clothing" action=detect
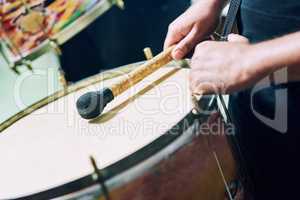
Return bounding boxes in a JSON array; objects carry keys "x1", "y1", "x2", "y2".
[
  {"x1": 230, "y1": 0, "x2": 300, "y2": 199},
  {"x1": 60, "y1": 0, "x2": 190, "y2": 82}
]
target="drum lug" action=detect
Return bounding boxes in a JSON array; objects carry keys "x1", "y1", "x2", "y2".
[
  {"x1": 90, "y1": 156, "x2": 111, "y2": 200},
  {"x1": 11, "y1": 65, "x2": 21, "y2": 75},
  {"x1": 58, "y1": 69, "x2": 68, "y2": 92},
  {"x1": 22, "y1": 59, "x2": 33, "y2": 71},
  {"x1": 192, "y1": 94, "x2": 218, "y2": 116},
  {"x1": 143, "y1": 47, "x2": 154, "y2": 60},
  {"x1": 115, "y1": 0, "x2": 125, "y2": 9},
  {"x1": 49, "y1": 40, "x2": 62, "y2": 56},
  {"x1": 10, "y1": 59, "x2": 33, "y2": 75}
]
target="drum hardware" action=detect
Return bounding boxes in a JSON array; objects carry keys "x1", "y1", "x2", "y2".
[
  {"x1": 48, "y1": 39, "x2": 68, "y2": 90},
  {"x1": 115, "y1": 0, "x2": 125, "y2": 9},
  {"x1": 143, "y1": 47, "x2": 154, "y2": 60},
  {"x1": 90, "y1": 156, "x2": 111, "y2": 200},
  {"x1": 49, "y1": 39, "x2": 62, "y2": 56},
  {"x1": 58, "y1": 67, "x2": 68, "y2": 91},
  {"x1": 210, "y1": 137, "x2": 234, "y2": 200},
  {"x1": 76, "y1": 45, "x2": 175, "y2": 119}
]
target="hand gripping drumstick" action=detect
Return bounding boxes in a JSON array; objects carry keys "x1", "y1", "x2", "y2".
[{"x1": 76, "y1": 46, "x2": 175, "y2": 119}]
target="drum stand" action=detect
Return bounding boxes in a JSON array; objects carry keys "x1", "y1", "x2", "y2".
[{"x1": 0, "y1": 0, "x2": 124, "y2": 90}]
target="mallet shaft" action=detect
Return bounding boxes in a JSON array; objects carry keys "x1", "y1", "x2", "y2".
[
  {"x1": 76, "y1": 46, "x2": 175, "y2": 119},
  {"x1": 111, "y1": 46, "x2": 175, "y2": 96}
]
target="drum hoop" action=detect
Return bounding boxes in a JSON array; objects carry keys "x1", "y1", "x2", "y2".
[
  {"x1": 16, "y1": 111, "x2": 202, "y2": 200},
  {"x1": 0, "y1": 62, "x2": 177, "y2": 133}
]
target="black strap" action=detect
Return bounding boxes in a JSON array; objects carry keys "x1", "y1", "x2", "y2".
[
  {"x1": 222, "y1": 0, "x2": 241, "y2": 37},
  {"x1": 219, "y1": 0, "x2": 255, "y2": 198}
]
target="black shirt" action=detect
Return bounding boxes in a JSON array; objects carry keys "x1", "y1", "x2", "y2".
[{"x1": 230, "y1": 0, "x2": 300, "y2": 199}]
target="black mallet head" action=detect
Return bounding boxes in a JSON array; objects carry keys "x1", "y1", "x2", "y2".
[{"x1": 76, "y1": 88, "x2": 114, "y2": 119}]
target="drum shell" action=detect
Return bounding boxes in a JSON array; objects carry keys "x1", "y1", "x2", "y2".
[
  {"x1": 103, "y1": 113, "x2": 237, "y2": 200},
  {"x1": 59, "y1": 112, "x2": 238, "y2": 200}
]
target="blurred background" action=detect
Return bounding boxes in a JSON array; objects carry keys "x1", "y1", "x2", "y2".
[{"x1": 0, "y1": 0, "x2": 191, "y2": 123}]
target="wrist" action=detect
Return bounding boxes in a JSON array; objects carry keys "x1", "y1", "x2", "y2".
[
  {"x1": 243, "y1": 44, "x2": 275, "y2": 81},
  {"x1": 193, "y1": 0, "x2": 224, "y2": 17}
]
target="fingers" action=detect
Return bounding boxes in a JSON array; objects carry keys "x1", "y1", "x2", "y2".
[
  {"x1": 164, "y1": 20, "x2": 192, "y2": 50},
  {"x1": 172, "y1": 25, "x2": 203, "y2": 60},
  {"x1": 189, "y1": 71, "x2": 224, "y2": 95},
  {"x1": 227, "y1": 33, "x2": 249, "y2": 43},
  {"x1": 190, "y1": 81, "x2": 220, "y2": 95}
]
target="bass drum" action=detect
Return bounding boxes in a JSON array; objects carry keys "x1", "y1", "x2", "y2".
[{"x1": 0, "y1": 63, "x2": 239, "y2": 200}]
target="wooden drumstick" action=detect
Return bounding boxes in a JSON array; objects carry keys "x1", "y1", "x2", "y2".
[{"x1": 76, "y1": 45, "x2": 175, "y2": 119}]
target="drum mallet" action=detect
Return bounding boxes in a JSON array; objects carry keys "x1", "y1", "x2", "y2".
[{"x1": 76, "y1": 46, "x2": 175, "y2": 119}]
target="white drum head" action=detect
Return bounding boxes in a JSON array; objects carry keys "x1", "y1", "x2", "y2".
[{"x1": 0, "y1": 67, "x2": 193, "y2": 199}]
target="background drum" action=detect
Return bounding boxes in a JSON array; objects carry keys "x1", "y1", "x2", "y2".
[
  {"x1": 0, "y1": 62, "x2": 239, "y2": 200},
  {"x1": 0, "y1": 0, "x2": 121, "y2": 123},
  {"x1": 0, "y1": 0, "x2": 123, "y2": 72}
]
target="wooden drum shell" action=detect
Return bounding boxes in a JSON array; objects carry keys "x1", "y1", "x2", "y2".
[{"x1": 104, "y1": 114, "x2": 236, "y2": 200}]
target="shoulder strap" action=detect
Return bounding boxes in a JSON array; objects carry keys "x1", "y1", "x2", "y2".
[
  {"x1": 218, "y1": 0, "x2": 255, "y2": 198},
  {"x1": 221, "y1": 0, "x2": 241, "y2": 37}
]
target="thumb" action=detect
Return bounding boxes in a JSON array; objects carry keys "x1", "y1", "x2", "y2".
[{"x1": 227, "y1": 34, "x2": 249, "y2": 43}]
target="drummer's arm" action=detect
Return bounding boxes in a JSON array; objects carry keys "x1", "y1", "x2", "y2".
[
  {"x1": 188, "y1": 32, "x2": 300, "y2": 94},
  {"x1": 249, "y1": 31, "x2": 300, "y2": 82}
]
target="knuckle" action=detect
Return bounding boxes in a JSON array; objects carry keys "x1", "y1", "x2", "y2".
[
  {"x1": 195, "y1": 43, "x2": 204, "y2": 51},
  {"x1": 168, "y1": 22, "x2": 176, "y2": 32},
  {"x1": 201, "y1": 40, "x2": 211, "y2": 47},
  {"x1": 195, "y1": 41, "x2": 212, "y2": 52}
]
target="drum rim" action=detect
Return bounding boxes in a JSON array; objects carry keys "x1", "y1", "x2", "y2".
[{"x1": 0, "y1": 61, "x2": 157, "y2": 133}]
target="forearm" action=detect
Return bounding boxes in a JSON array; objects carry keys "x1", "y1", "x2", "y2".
[
  {"x1": 192, "y1": 0, "x2": 227, "y2": 15},
  {"x1": 208, "y1": 0, "x2": 228, "y2": 13},
  {"x1": 249, "y1": 31, "x2": 300, "y2": 81}
]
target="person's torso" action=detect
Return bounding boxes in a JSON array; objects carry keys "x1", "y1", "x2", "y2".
[
  {"x1": 240, "y1": 0, "x2": 300, "y2": 42},
  {"x1": 234, "y1": 0, "x2": 300, "y2": 130},
  {"x1": 231, "y1": 2, "x2": 300, "y2": 198}
]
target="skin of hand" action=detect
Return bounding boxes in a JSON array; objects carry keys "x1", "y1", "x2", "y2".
[
  {"x1": 189, "y1": 34, "x2": 263, "y2": 94},
  {"x1": 164, "y1": 0, "x2": 225, "y2": 60},
  {"x1": 189, "y1": 31, "x2": 300, "y2": 95},
  {"x1": 165, "y1": 1, "x2": 300, "y2": 95}
]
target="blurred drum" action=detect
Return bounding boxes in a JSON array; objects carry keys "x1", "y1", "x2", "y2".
[
  {"x1": 0, "y1": 0, "x2": 121, "y2": 67},
  {"x1": 0, "y1": 63, "x2": 238, "y2": 200}
]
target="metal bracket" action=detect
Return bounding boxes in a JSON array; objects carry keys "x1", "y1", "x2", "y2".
[
  {"x1": 115, "y1": 0, "x2": 125, "y2": 9},
  {"x1": 90, "y1": 156, "x2": 111, "y2": 200}
]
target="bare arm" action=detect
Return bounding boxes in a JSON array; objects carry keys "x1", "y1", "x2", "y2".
[
  {"x1": 249, "y1": 31, "x2": 300, "y2": 82},
  {"x1": 189, "y1": 32, "x2": 300, "y2": 94}
]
